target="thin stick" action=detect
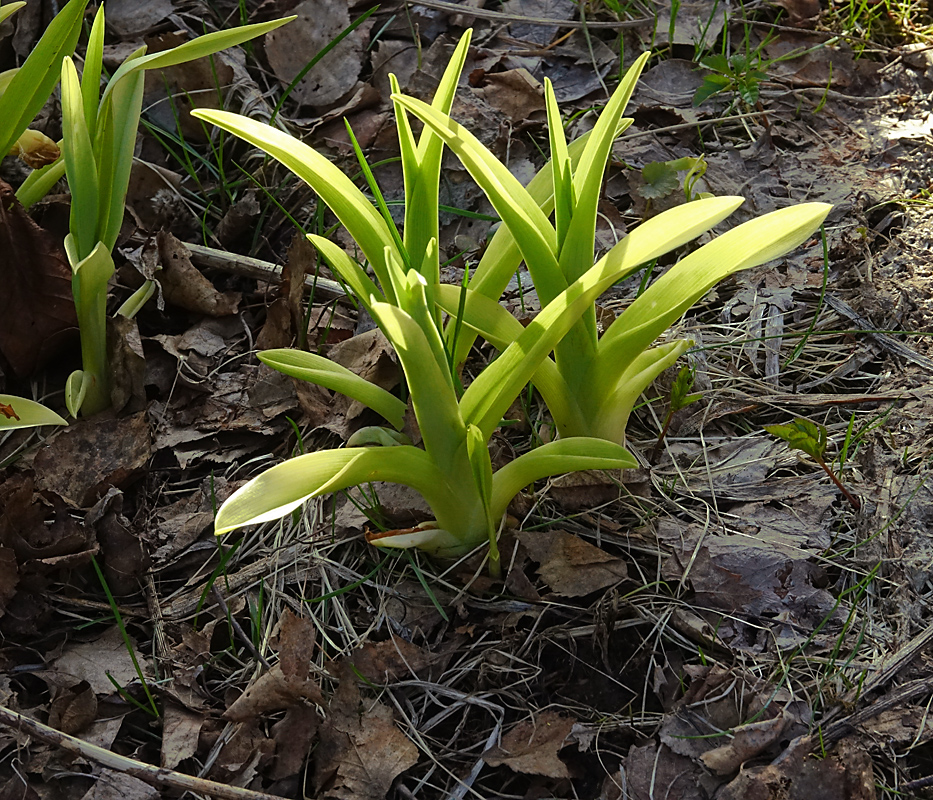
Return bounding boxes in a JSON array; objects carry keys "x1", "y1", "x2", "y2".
[{"x1": 0, "y1": 704, "x2": 287, "y2": 800}]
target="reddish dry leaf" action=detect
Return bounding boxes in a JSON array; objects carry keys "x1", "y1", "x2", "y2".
[
  {"x1": 483, "y1": 711, "x2": 575, "y2": 779},
  {"x1": 270, "y1": 706, "x2": 319, "y2": 781},
  {"x1": 0, "y1": 180, "x2": 77, "y2": 376},
  {"x1": 108, "y1": 314, "x2": 147, "y2": 415},
  {"x1": 278, "y1": 608, "x2": 317, "y2": 679},
  {"x1": 87, "y1": 488, "x2": 149, "y2": 597},
  {"x1": 157, "y1": 231, "x2": 240, "y2": 316},
  {"x1": 519, "y1": 530, "x2": 627, "y2": 597},
  {"x1": 314, "y1": 660, "x2": 418, "y2": 800},
  {"x1": 473, "y1": 69, "x2": 545, "y2": 123},
  {"x1": 33, "y1": 411, "x2": 152, "y2": 508}
]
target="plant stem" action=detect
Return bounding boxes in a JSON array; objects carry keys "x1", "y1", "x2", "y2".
[{"x1": 816, "y1": 457, "x2": 861, "y2": 511}]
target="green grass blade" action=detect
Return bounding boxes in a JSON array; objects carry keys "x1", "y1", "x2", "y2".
[
  {"x1": 259, "y1": 349, "x2": 406, "y2": 430},
  {"x1": 307, "y1": 234, "x2": 384, "y2": 310}
]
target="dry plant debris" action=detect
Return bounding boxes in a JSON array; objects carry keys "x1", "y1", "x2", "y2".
[{"x1": 2, "y1": 1, "x2": 933, "y2": 799}]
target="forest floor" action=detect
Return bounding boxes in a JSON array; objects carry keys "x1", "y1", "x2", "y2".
[{"x1": 3, "y1": 0, "x2": 933, "y2": 798}]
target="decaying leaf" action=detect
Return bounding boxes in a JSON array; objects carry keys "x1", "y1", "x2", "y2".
[
  {"x1": 519, "y1": 530, "x2": 627, "y2": 596},
  {"x1": 483, "y1": 710, "x2": 575, "y2": 779},
  {"x1": 33, "y1": 411, "x2": 152, "y2": 508},
  {"x1": 314, "y1": 660, "x2": 418, "y2": 799},
  {"x1": 52, "y1": 626, "x2": 149, "y2": 696},
  {"x1": 265, "y1": 0, "x2": 372, "y2": 108},
  {"x1": 0, "y1": 180, "x2": 78, "y2": 376},
  {"x1": 157, "y1": 231, "x2": 240, "y2": 316}
]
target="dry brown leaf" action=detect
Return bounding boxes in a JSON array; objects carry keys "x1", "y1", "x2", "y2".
[
  {"x1": 314, "y1": 660, "x2": 418, "y2": 799},
  {"x1": 718, "y1": 739, "x2": 875, "y2": 800},
  {"x1": 349, "y1": 635, "x2": 433, "y2": 683},
  {"x1": 700, "y1": 712, "x2": 789, "y2": 775},
  {"x1": 0, "y1": 547, "x2": 19, "y2": 619},
  {"x1": 107, "y1": 315, "x2": 147, "y2": 415},
  {"x1": 0, "y1": 180, "x2": 77, "y2": 376},
  {"x1": 33, "y1": 411, "x2": 152, "y2": 508},
  {"x1": 161, "y1": 702, "x2": 204, "y2": 770},
  {"x1": 157, "y1": 231, "x2": 240, "y2": 316},
  {"x1": 483, "y1": 710, "x2": 575, "y2": 778},
  {"x1": 265, "y1": 0, "x2": 372, "y2": 108},
  {"x1": 518, "y1": 530, "x2": 627, "y2": 596},
  {"x1": 48, "y1": 679, "x2": 97, "y2": 736},
  {"x1": 78, "y1": 769, "x2": 160, "y2": 800},
  {"x1": 473, "y1": 69, "x2": 545, "y2": 123},
  {"x1": 224, "y1": 664, "x2": 325, "y2": 722},
  {"x1": 53, "y1": 626, "x2": 149, "y2": 696},
  {"x1": 622, "y1": 742, "x2": 705, "y2": 800},
  {"x1": 270, "y1": 706, "x2": 319, "y2": 781},
  {"x1": 87, "y1": 489, "x2": 149, "y2": 597}
]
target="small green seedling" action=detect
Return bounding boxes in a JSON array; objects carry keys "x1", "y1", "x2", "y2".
[
  {"x1": 638, "y1": 156, "x2": 713, "y2": 203},
  {"x1": 650, "y1": 365, "x2": 702, "y2": 461},
  {"x1": 693, "y1": 52, "x2": 769, "y2": 108},
  {"x1": 765, "y1": 417, "x2": 861, "y2": 510}
]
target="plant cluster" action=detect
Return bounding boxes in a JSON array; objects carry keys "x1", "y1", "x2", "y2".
[
  {"x1": 191, "y1": 33, "x2": 830, "y2": 568},
  {"x1": 0, "y1": 0, "x2": 291, "y2": 424}
]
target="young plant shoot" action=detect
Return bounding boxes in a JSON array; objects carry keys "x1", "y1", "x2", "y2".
[
  {"x1": 195, "y1": 33, "x2": 829, "y2": 568},
  {"x1": 55, "y1": 7, "x2": 292, "y2": 417},
  {"x1": 392, "y1": 67, "x2": 831, "y2": 445}
]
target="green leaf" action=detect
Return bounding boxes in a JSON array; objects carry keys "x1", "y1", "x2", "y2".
[
  {"x1": 307, "y1": 234, "x2": 384, "y2": 312},
  {"x1": 259, "y1": 349, "x2": 406, "y2": 431},
  {"x1": 64, "y1": 370, "x2": 88, "y2": 418},
  {"x1": 103, "y1": 17, "x2": 294, "y2": 105},
  {"x1": 490, "y1": 437, "x2": 636, "y2": 520},
  {"x1": 0, "y1": 0, "x2": 89, "y2": 156},
  {"x1": 96, "y1": 69, "x2": 145, "y2": 252},
  {"x1": 391, "y1": 93, "x2": 563, "y2": 302},
  {"x1": 60, "y1": 57, "x2": 99, "y2": 261},
  {"x1": 670, "y1": 365, "x2": 702, "y2": 413},
  {"x1": 0, "y1": 395, "x2": 67, "y2": 429},
  {"x1": 346, "y1": 426, "x2": 412, "y2": 447},
  {"x1": 81, "y1": 6, "x2": 106, "y2": 130},
  {"x1": 693, "y1": 76, "x2": 729, "y2": 107},
  {"x1": 214, "y1": 445, "x2": 443, "y2": 535},
  {"x1": 592, "y1": 202, "x2": 831, "y2": 396},
  {"x1": 192, "y1": 109, "x2": 398, "y2": 302},
  {"x1": 765, "y1": 417, "x2": 827, "y2": 462},
  {"x1": 639, "y1": 161, "x2": 681, "y2": 200},
  {"x1": 0, "y1": 3, "x2": 25, "y2": 25},
  {"x1": 368, "y1": 300, "x2": 464, "y2": 463}
]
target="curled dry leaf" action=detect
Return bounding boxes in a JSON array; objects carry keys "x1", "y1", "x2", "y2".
[
  {"x1": 157, "y1": 231, "x2": 240, "y2": 316},
  {"x1": 700, "y1": 712, "x2": 790, "y2": 775}
]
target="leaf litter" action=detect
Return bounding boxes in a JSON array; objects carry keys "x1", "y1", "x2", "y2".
[{"x1": 3, "y1": 1, "x2": 933, "y2": 798}]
